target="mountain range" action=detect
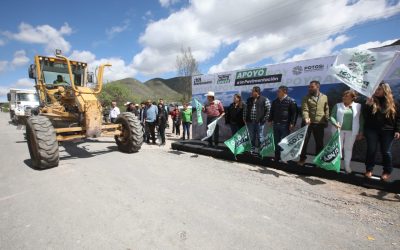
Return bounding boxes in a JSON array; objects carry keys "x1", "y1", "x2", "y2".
[{"x1": 108, "y1": 76, "x2": 191, "y2": 102}]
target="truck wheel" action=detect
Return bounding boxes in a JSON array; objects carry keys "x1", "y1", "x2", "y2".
[
  {"x1": 26, "y1": 116, "x2": 59, "y2": 169},
  {"x1": 115, "y1": 112, "x2": 143, "y2": 153}
]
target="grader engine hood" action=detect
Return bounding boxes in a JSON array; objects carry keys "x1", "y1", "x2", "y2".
[{"x1": 75, "y1": 87, "x2": 103, "y2": 137}]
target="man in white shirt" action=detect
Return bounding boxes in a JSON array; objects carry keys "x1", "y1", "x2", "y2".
[{"x1": 109, "y1": 101, "x2": 120, "y2": 123}]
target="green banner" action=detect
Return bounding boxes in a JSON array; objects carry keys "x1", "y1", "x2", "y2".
[
  {"x1": 313, "y1": 130, "x2": 342, "y2": 173},
  {"x1": 260, "y1": 128, "x2": 275, "y2": 158},
  {"x1": 224, "y1": 126, "x2": 251, "y2": 158},
  {"x1": 192, "y1": 98, "x2": 203, "y2": 125}
]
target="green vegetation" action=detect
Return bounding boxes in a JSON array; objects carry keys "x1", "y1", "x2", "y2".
[{"x1": 99, "y1": 76, "x2": 192, "y2": 107}]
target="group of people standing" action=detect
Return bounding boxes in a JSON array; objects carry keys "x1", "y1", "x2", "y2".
[
  {"x1": 208, "y1": 81, "x2": 400, "y2": 181},
  {"x1": 107, "y1": 80, "x2": 400, "y2": 180}
]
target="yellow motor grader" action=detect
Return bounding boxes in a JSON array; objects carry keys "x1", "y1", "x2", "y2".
[{"x1": 26, "y1": 50, "x2": 143, "y2": 169}]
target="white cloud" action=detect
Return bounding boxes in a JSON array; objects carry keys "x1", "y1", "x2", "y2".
[
  {"x1": 132, "y1": 0, "x2": 400, "y2": 75},
  {"x1": 351, "y1": 39, "x2": 398, "y2": 50},
  {"x1": 11, "y1": 50, "x2": 30, "y2": 67},
  {"x1": 69, "y1": 50, "x2": 96, "y2": 64},
  {"x1": 4, "y1": 22, "x2": 72, "y2": 54},
  {"x1": 106, "y1": 20, "x2": 130, "y2": 39},
  {"x1": 14, "y1": 78, "x2": 34, "y2": 88},
  {"x1": 284, "y1": 35, "x2": 350, "y2": 63},
  {"x1": 69, "y1": 50, "x2": 136, "y2": 82},
  {"x1": 0, "y1": 39, "x2": 5, "y2": 46},
  {"x1": 159, "y1": 0, "x2": 180, "y2": 8}
]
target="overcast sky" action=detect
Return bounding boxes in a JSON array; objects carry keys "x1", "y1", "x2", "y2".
[{"x1": 0, "y1": 0, "x2": 399, "y2": 101}]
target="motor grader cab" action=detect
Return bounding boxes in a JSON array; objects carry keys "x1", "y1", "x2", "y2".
[{"x1": 26, "y1": 50, "x2": 143, "y2": 169}]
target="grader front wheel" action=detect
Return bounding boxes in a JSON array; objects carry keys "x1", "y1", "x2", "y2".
[
  {"x1": 26, "y1": 116, "x2": 59, "y2": 169},
  {"x1": 115, "y1": 112, "x2": 143, "y2": 153}
]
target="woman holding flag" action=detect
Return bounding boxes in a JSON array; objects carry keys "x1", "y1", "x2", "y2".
[
  {"x1": 362, "y1": 83, "x2": 400, "y2": 181},
  {"x1": 330, "y1": 90, "x2": 363, "y2": 174}
]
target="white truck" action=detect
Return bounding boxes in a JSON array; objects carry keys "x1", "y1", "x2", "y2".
[{"x1": 7, "y1": 89, "x2": 40, "y2": 124}]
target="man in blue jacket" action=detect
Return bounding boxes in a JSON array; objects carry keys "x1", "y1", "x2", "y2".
[{"x1": 144, "y1": 99, "x2": 158, "y2": 144}]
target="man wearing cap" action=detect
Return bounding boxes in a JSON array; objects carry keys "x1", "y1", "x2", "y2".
[
  {"x1": 125, "y1": 102, "x2": 138, "y2": 116},
  {"x1": 202, "y1": 91, "x2": 224, "y2": 147},
  {"x1": 243, "y1": 86, "x2": 271, "y2": 154}
]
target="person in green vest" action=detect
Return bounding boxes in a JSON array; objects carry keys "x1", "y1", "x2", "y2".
[
  {"x1": 181, "y1": 102, "x2": 193, "y2": 140},
  {"x1": 330, "y1": 90, "x2": 364, "y2": 174}
]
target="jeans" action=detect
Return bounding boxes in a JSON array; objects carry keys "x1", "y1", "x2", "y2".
[
  {"x1": 229, "y1": 124, "x2": 240, "y2": 136},
  {"x1": 300, "y1": 123, "x2": 325, "y2": 161},
  {"x1": 339, "y1": 130, "x2": 357, "y2": 172},
  {"x1": 364, "y1": 128, "x2": 394, "y2": 174},
  {"x1": 146, "y1": 121, "x2": 156, "y2": 143},
  {"x1": 175, "y1": 121, "x2": 181, "y2": 135},
  {"x1": 182, "y1": 122, "x2": 191, "y2": 139},
  {"x1": 273, "y1": 123, "x2": 290, "y2": 160},
  {"x1": 207, "y1": 116, "x2": 220, "y2": 146},
  {"x1": 172, "y1": 118, "x2": 176, "y2": 133},
  {"x1": 247, "y1": 121, "x2": 265, "y2": 149},
  {"x1": 158, "y1": 126, "x2": 166, "y2": 144}
]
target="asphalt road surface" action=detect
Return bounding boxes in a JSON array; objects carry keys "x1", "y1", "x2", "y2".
[{"x1": 0, "y1": 112, "x2": 399, "y2": 249}]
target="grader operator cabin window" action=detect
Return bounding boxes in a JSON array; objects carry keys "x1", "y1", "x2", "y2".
[{"x1": 39, "y1": 57, "x2": 85, "y2": 86}]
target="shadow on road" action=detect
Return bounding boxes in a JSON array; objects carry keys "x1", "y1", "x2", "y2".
[
  {"x1": 23, "y1": 139, "x2": 121, "y2": 170},
  {"x1": 249, "y1": 167, "x2": 287, "y2": 178},
  {"x1": 295, "y1": 176, "x2": 326, "y2": 186},
  {"x1": 360, "y1": 190, "x2": 400, "y2": 202}
]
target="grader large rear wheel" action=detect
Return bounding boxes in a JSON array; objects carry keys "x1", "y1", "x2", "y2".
[
  {"x1": 26, "y1": 116, "x2": 59, "y2": 169},
  {"x1": 115, "y1": 112, "x2": 143, "y2": 153}
]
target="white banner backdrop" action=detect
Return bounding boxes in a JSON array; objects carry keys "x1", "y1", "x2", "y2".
[{"x1": 190, "y1": 45, "x2": 400, "y2": 168}]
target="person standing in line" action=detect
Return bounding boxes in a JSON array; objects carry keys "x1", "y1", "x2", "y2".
[
  {"x1": 363, "y1": 83, "x2": 400, "y2": 181},
  {"x1": 144, "y1": 99, "x2": 158, "y2": 144},
  {"x1": 109, "y1": 101, "x2": 120, "y2": 123},
  {"x1": 181, "y1": 102, "x2": 193, "y2": 140},
  {"x1": 225, "y1": 94, "x2": 245, "y2": 135},
  {"x1": 157, "y1": 102, "x2": 168, "y2": 146},
  {"x1": 298, "y1": 80, "x2": 329, "y2": 166},
  {"x1": 330, "y1": 90, "x2": 363, "y2": 173},
  {"x1": 243, "y1": 86, "x2": 271, "y2": 154},
  {"x1": 175, "y1": 107, "x2": 182, "y2": 136},
  {"x1": 202, "y1": 91, "x2": 225, "y2": 147},
  {"x1": 139, "y1": 102, "x2": 148, "y2": 143},
  {"x1": 268, "y1": 86, "x2": 298, "y2": 162},
  {"x1": 170, "y1": 105, "x2": 179, "y2": 134}
]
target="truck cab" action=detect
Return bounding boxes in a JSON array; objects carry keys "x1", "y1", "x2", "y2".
[{"x1": 7, "y1": 89, "x2": 40, "y2": 124}]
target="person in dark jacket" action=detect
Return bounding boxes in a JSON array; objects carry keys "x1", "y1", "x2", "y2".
[
  {"x1": 225, "y1": 94, "x2": 245, "y2": 135},
  {"x1": 268, "y1": 85, "x2": 298, "y2": 162},
  {"x1": 243, "y1": 86, "x2": 271, "y2": 154},
  {"x1": 157, "y1": 102, "x2": 168, "y2": 146},
  {"x1": 362, "y1": 82, "x2": 400, "y2": 181}
]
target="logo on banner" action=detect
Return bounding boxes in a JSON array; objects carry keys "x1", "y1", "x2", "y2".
[
  {"x1": 193, "y1": 76, "x2": 212, "y2": 85},
  {"x1": 347, "y1": 51, "x2": 376, "y2": 75},
  {"x1": 292, "y1": 66, "x2": 303, "y2": 75},
  {"x1": 304, "y1": 64, "x2": 325, "y2": 72},
  {"x1": 217, "y1": 74, "x2": 231, "y2": 84}
]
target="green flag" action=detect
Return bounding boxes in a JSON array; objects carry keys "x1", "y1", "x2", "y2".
[
  {"x1": 192, "y1": 98, "x2": 203, "y2": 125},
  {"x1": 224, "y1": 126, "x2": 251, "y2": 158},
  {"x1": 260, "y1": 127, "x2": 275, "y2": 158},
  {"x1": 313, "y1": 130, "x2": 342, "y2": 173}
]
